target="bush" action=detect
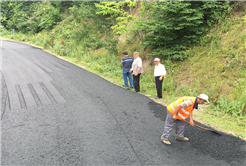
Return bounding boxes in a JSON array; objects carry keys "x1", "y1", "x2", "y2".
[
  {"x1": 35, "y1": 3, "x2": 61, "y2": 31},
  {"x1": 0, "y1": 25, "x2": 10, "y2": 36},
  {"x1": 213, "y1": 96, "x2": 245, "y2": 118}
]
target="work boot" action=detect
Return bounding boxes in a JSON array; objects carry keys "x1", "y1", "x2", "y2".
[
  {"x1": 161, "y1": 139, "x2": 171, "y2": 145},
  {"x1": 175, "y1": 136, "x2": 189, "y2": 141}
]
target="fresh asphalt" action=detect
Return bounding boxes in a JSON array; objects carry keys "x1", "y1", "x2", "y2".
[{"x1": 1, "y1": 39, "x2": 245, "y2": 166}]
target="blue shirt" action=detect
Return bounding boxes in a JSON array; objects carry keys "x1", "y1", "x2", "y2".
[{"x1": 121, "y1": 56, "x2": 133, "y2": 72}]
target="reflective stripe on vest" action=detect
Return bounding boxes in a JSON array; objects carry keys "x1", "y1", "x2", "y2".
[
  {"x1": 176, "y1": 100, "x2": 190, "y2": 115},
  {"x1": 167, "y1": 97, "x2": 196, "y2": 121},
  {"x1": 170, "y1": 102, "x2": 186, "y2": 120}
]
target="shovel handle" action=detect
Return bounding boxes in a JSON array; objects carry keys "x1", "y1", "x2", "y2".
[{"x1": 183, "y1": 120, "x2": 214, "y2": 131}]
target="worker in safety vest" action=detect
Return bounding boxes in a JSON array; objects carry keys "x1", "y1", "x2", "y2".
[{"x1": 161, "y1": 94, "x2": 209, "y2": 145}]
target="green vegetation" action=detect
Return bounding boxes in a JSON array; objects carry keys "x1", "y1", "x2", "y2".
[
  {"x1": 1, "y1": 1, "x2": 245, "y2": 139},
  {"x1": 172, "y1": 15, "x2": 246, "y2": 127},
  {"x1": 131, "y1": 1, "x2": 231, "y2": 60},
  {"x1": 95, "y1": 1, "x2": 232, "y2": 60}
]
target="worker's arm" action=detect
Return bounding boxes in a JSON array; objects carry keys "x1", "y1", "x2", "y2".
[
  {"x1": 160, "y1": 65, "x2": 166, "y2": 81},
  {"x1": 134, "y1": 67, "x2": 141, "y2": 76},
  {"x1": 121, "y1": 60, "x2": 124, "y2": 67},
  {"x1": 173, "y1": 104, "x2": 183, "y2": 120},
  {"x1": 189, "y1": 112, "x2": 194, "y2": 126},
  {"x1": 135, "y1": 58, "x2": 142, "y2": 76},
  {"x1": 129, "y1": 66, "x2": 133, "y2": 73},
  {"x1": 173, "y1": 99, "x2": 193, "y2": 120}
]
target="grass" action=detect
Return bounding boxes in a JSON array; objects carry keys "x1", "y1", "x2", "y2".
[{"x1": 193, "y1": 108, "x2": 246, "y2": 139}]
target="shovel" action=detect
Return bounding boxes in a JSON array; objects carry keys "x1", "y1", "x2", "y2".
[{"x1": 184, "y1": 120, "x2": 221, "y2": 136}]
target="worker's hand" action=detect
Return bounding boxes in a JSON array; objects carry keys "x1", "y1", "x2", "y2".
[
  {"x1": 190, "y1": 120, "x2": 194, "y2": 126},
  {"x1": 159, "y1": 77, "x2": 163, "y2": 81},
  {"x1": 129, "y1": 69, "x2": 132, "y2": 73},
  {"x1": 173, "y1": 115, "x2": 177, "y2": 120},
  {"x1": 134, "y1": 73, "x2": 138, "y2": 76}
]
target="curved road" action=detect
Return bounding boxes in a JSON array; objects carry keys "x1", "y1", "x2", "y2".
[{"x1": 1, "y1": 40, "x2": 245, "y2": 165}]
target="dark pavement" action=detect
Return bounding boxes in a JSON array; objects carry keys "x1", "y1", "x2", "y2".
[{"x1": 1, "y1": 39, "x2": 246, "y2": 165}]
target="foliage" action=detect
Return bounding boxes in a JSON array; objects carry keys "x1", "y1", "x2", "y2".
[
  {"x1": 169, "y1": 15, "x2": 246, "y2": 123},
  {"x1": 131, "y1": 0, "x2": 231, "y2": 60},
  {"x1": 163, "y1": 76, "x2": 176, "y2": 94},
  {"x1": 0, "y1": 25, "x2": 9, "y2": 36},
  {"x1": 214, "y1": 78, "x2": 246, "y2": 118},
  {"x1": 1, "y1": 1, "x2": 62, "y2": 33},
  {"x1": 95, "y1": 0, "x2": 137, "y2": 35},
  {"x1": 34, "y1": 2, "x2": 61, "y2": 31},
  {"x1": 67, "y1": 1, "x2": 118, "y2": 53},
  {"x1": 213, "y1": 96, "x2": 245, "y2": 118},
  {"x1": 1, "y1": 1, "x2": 37, "y2": 33},
  {"x1": 1, "y1": 1, "x2": 84, "y2": 33}
]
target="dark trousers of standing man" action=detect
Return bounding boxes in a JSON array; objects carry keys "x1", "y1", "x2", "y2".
[
  {"x1": 155, "y1": 76, "x2": 163, "y2": 98},
  {"x1": 133, "y1": 74, "x2": 141, "y2": 92}
]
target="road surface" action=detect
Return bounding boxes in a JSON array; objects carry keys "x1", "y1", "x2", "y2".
[{"x1": 1, "y1": 40, "x2": 246, "y2": 165}]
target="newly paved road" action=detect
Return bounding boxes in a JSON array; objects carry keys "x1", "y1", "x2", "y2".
[{"x1": 1, "y1": 39, "x2": 246, "y2": 166}]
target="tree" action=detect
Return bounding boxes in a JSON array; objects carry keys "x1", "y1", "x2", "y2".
[
  {"x1": 131, "y1": 0, "x2": 231, "y2": 60},
  {"x1": 95, "y1": 0, "x2": 137, "y2": 35}
]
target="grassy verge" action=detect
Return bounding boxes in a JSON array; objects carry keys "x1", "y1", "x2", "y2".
[{"x1": 193, "y1": 108, "x2": 246, "y2": 139}]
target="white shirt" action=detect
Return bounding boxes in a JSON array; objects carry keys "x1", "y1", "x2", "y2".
[
  {"x1": 154, "y1": 63, "x2": 166, "y2": 77},
  {"x1": 130, "y1": 56, "x2": 143, "y2": 73}
]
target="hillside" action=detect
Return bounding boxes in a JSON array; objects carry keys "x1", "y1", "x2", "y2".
[
  {"x1": 170, "y1": 13, "x2": 246, "y2": 137},
  {"x1": 1, "y1": 1, "x2": 245, "y2": 139}
]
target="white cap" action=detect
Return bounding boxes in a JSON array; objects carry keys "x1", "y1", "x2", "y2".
[
  {"x1": 154, "y1": 58, "x2": 160, "y2": 61},
  {"x1": 198, "y1": 94, "x2": 209, "y2": 103}
]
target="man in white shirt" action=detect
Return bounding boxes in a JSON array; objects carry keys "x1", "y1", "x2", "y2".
[
  {"x1": 154, "y1": 58, "x2": 166, "y2": 99},
  {"x1": 130, "y1": 52, "x2": 143, "y2": 92}
]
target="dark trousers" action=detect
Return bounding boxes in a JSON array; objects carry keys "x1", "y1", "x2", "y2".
[
  {"x1": 133, "y1": 74, "x2": 141, "y2": 92},
  {"x1": 155, "y1": 76, "x2": 163, "y2": 98}
]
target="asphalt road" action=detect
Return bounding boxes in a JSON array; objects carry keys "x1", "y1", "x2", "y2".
[{"x1": 1, "y1": 39, "x2": 246, "y2": 166}]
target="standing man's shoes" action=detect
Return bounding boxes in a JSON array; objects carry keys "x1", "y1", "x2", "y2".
[
  {"x1": 122, "y1": 86, "x2": 130, "y2": 90},
  {"x1": 155, "y1": 97, "x2": 160, "y2": 99},
  {"x1": 161, "y1": 139, "x2": 171, "y2": 145},
  {"x1": 175, "y1": 136, "x2": 189, "y2": 141}
]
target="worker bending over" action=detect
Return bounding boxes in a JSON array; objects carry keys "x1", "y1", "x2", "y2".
[{"x1": 161, "y1": 94, "x2": 209, "y2": 145}]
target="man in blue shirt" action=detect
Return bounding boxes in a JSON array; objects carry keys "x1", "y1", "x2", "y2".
[{"x1": 121, "y1": 52, "x2": 134, "y2": 89}]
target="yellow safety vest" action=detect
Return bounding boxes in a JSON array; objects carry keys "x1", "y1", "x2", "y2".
[{"x1": 167, "y1": 97, "x2": 196, "y2": 121}]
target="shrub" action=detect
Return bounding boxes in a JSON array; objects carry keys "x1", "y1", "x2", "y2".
[{"x1": 213, "y1": 96, "x2": 245, "y2": 117}]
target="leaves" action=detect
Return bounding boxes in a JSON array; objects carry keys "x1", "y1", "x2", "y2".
[
  {"x1": 131, "y1": 0, "x2": 231, "y2": 60},
  {"x1": 95, "y1": 0, "x2": 137, "y2": 35}
]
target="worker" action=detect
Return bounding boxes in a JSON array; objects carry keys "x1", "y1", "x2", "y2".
[
  {"x1": 153, "y1": 58, "x2": 166, "y2": 99},
  {"x1": 161, "y1": 94, "x2": 209, "y2": 145},
  {"x1": 121, "y1": 52, "x2": 134, "y2": 89},
  {"x1": 129, "y1": 52, "x2": 143, "y2": 92}
]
